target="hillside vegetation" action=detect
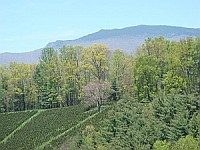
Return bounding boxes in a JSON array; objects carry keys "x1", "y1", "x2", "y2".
[
  {"x1": 0, "y1": 36, "x2": 200, "y2": 149},
  {"x1": 71, "y1": 94, "x2": 200, "y2": 150},
  {"x1": 0, "y1": 104, "x2": 109, "y2": 150},
  {"x1": 0, "y1": 110, "x2": 37, "y2": 142}
]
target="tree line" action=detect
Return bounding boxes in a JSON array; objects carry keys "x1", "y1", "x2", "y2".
[{"x1": 0, "y1": 36, "x2": 200, "y2": 112}]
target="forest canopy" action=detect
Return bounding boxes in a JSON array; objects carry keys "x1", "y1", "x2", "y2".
[
  {"x1": 0, "y1": 37, "x2": 200, "y2": 149},
  {"x1": 0, "y1": 36, "x2": 199, "y2": 112}
]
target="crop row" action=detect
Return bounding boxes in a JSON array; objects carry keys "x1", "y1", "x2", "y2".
[
  {"x1": 44, "y1": 106, "x2": 111, "y2": 150},
  {"x1": 0, "y1": 110, "x2": 37, "y2": 142},
  {"x1": 0, "y1": 105, "x2": 95, "y2": 150}
]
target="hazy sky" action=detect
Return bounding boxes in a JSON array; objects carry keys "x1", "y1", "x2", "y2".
[{"x1": 0, "y1": 0, "x2": 200, "y2": 53}]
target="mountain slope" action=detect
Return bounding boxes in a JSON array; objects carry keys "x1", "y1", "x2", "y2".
[
  {"x1": 78, "y1": 25, "x2": 200, "y2": 40},
  {"x1": 0, "y1": 49, "x2": 41, "y2": 65},
  {"x1": 46, "y1": 25, "x2": 200, "y2": 51},
  {"x1": 1, "y1": 25, "x2": 200, "y2": 65}
]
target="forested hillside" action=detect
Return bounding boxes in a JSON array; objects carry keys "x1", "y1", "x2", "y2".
[{"x1": 0, "y1": 36, "x2": 200, "y2": 149}]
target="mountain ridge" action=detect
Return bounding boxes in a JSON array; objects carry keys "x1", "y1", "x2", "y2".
[
  {"x1": 1, "y1": 25, "x2": 200, "y2": 65},
  {"x1": 47, "y1": 25, "x2": 200, "y2": 44}
]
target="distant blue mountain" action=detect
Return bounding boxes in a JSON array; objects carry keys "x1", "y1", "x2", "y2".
[
  {"x1": 1, "y1": 25, "x2": 200, "y2": 65},
  {"x1": 46, "y1": 25, "x2": 200, "y2": 51},
  {"x1": 78, "y1": 25, "x2": 200, "y2": 40},
  {"x1": 0, "y1": 49, "x2": 42, "y2": 65}
]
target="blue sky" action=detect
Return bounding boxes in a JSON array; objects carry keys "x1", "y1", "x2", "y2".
[{"x1": 0, "y1": 0, "x2": 200, "y2": 53}]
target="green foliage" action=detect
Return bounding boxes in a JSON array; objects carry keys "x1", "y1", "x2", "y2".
[
  {"x1": 153, "y1": 94, "x2": 200, "y2": 141},
  {"x1": 153, "y1": 140, "x2": 170, "y2": 150},
  {"x1": 1, "y1": 37, "x2": 200, "y2": 112},
  {"x1": 75, "y1": 98, "x2": 161, "y2": 149},
  {"x1": 81, "y1": 44, "x2": 109, "y2": 82},
  {"x1": 162, "y1": 71, "x2": 186, "y2": 94},
  {"x1": 188, "y1": 113, "x2": 200, "y2": 137},
  {"x1": 74, "y1": 94, "x2": 200, "y2": 150},
  {"x1": 0, "y1": 37, "x2": 199, "y2": 149},
  {"x1": 134, "y1": 54, "x2": 160, "y2": 102},
  {"x1": 59, "y1": 46, "x2": 82, "y2": 106},
  {"x1": 135, "y1": 37, "x2": 200, "y2": 100},
  {"x1": 34, "y1": 48, "x2": 62, "y2": 108},
  {"x1": 171, "y1": 135, "x2": 199, "y2": 150},
  {"x1": 153, "y1": 135, "x2": 200, "y2": 150},
  {"x1": 109, "y1": 50, "x2": 126, "y2": 99}
]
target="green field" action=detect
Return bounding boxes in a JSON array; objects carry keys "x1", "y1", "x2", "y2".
[
  {"x1": 0, "y1": 110, "x2": 38, "y2": 142},
  {"x1": 0, "y1": 105, "x2": 108, "y2": 150}
]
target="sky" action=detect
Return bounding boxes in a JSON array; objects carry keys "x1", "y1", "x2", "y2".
[{"x1": 0, "y1": 0, "x2": 200, "y2": 53}]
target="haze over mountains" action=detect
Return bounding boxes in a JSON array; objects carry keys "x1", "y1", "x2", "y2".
[{"x1": 1, "y1": 25, "x2": 200, "y2": 65}]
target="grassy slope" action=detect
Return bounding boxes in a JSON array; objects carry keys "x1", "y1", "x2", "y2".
[{"x1": 0, "y1": 105, "x2": 97, "y2": 150}]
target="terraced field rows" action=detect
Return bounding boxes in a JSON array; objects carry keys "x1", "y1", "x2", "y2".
[
  {"x1": 0, "y1": 105, "x2": 96, "y2": 150},
  {"x1": 0, "y1": 110, "x2": 38, "y2": 142},
  {"x1": 0, "y1": 110, "x2": 42, "y2": 144},
  {"x1": 45, "y1": 106, "x2": 110, "y2": 150},
  {"x1": 39, "y1": 108, "x2": 108, "y2": 150}
]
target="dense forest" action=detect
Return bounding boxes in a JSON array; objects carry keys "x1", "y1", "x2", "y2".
[{"x1": 0, "y1": 36, "x2": 200, "y2": 149}]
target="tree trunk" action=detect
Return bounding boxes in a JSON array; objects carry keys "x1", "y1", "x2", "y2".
[
  {"x1": 12, "y1": 102, "x2": 15, "y2": 112},
  {"x1": 6, "y1": 99, "x2": 9, "y2": 112},
  {"x1": 97, "y1": 100, "x2": 101, "y2": 112}
]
